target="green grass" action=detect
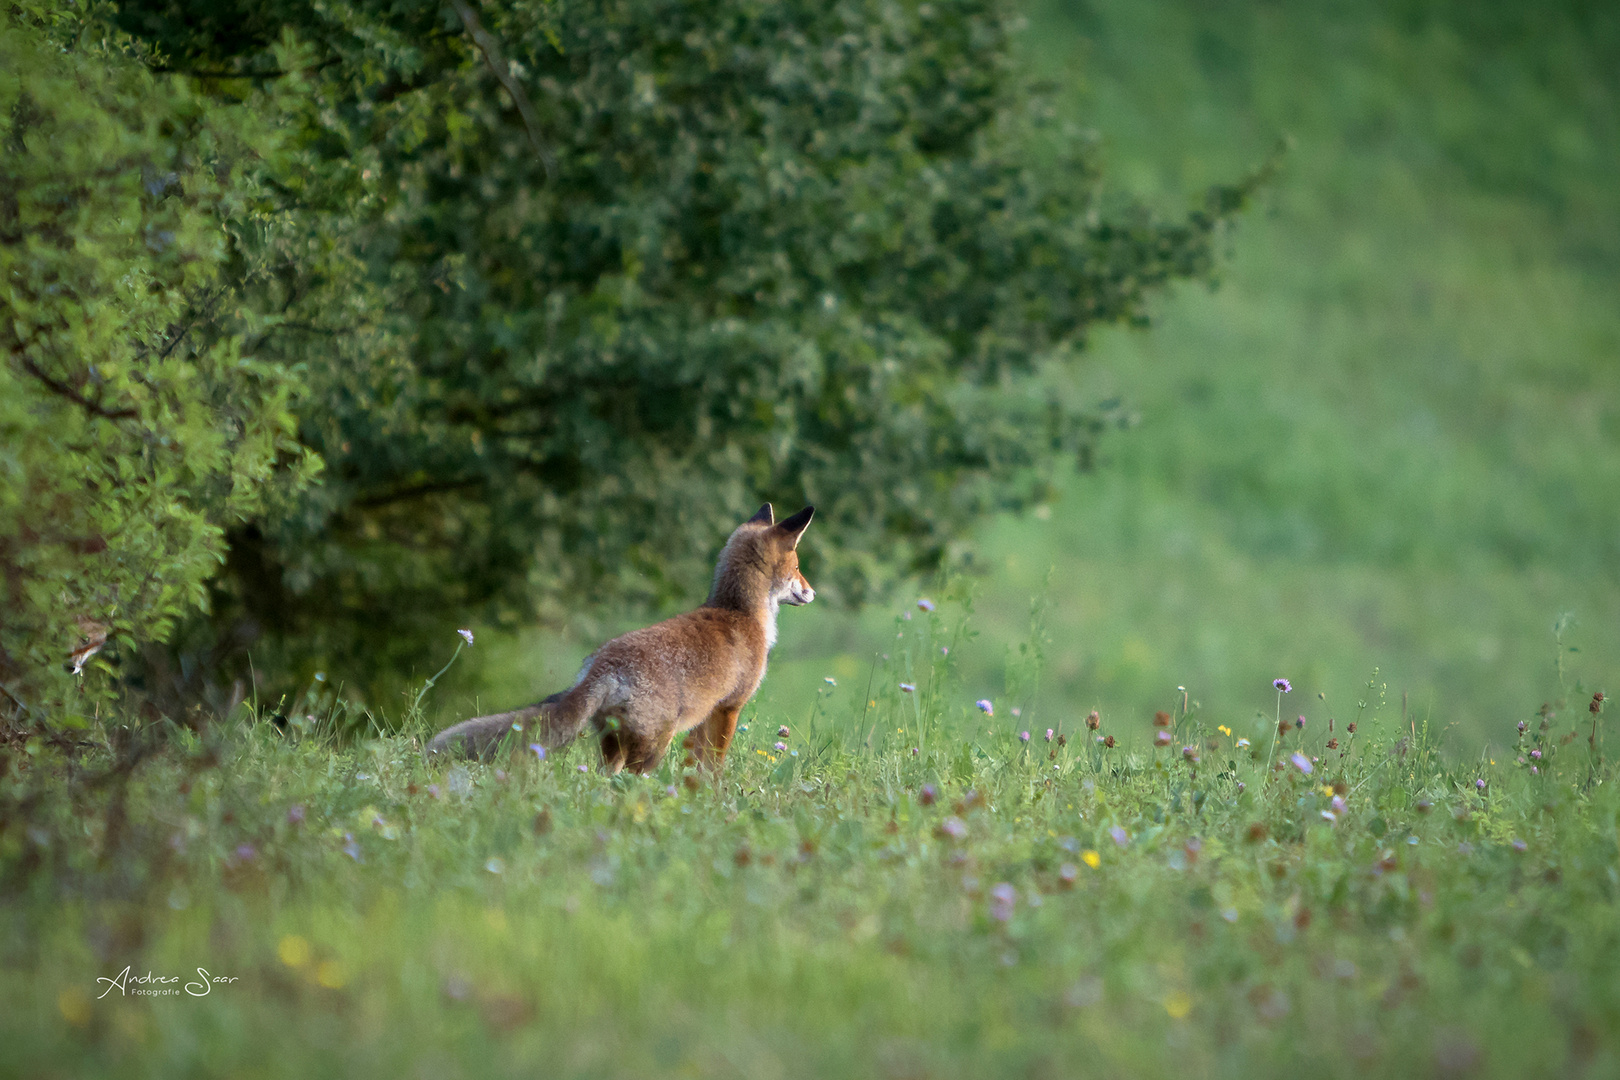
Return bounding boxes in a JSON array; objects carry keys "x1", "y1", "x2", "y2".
[{"x1": 6, "y1": 614, "x2": 1619, "y2": 1078}]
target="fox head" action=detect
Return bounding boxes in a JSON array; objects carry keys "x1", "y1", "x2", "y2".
[{"x1": 709, "y1": 503, "x2": 816, "y2": 612}]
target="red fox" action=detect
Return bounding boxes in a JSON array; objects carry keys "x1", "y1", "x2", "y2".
[{"x1": 426, "y1": 504, "x2": 815, "y2": 773}]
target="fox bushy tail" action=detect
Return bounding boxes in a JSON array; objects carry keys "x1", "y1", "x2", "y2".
[{"x1": 424, "y1": 679, "x2": 607, "y2": 760}]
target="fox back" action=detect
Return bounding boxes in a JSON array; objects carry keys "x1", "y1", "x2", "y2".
[{"x1": 426, "y1": 504, "x2": 815, "y2": 773}]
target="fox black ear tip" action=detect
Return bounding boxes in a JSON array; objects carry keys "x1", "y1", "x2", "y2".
[{"x1": 747, "y1": 503, "x2": 775, "y2": 525}]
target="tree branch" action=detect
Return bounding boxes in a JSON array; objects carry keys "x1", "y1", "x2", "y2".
[
  {"x1": 448, "y1": 0, "x2": 556, "y2": 179},
  {"x1": 14, "y1": 355, "x2": 138, "y2": 421}
]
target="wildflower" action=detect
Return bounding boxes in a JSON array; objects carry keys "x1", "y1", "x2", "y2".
[
  {"x1": 976, "y1": 699, "x2": 994, "y2": 715},
  {"x1": 1153, "y1": 711, "x2": 1171, "y2": 727},
  {"x1": 1081, "y1": 849, "x2": 1101, "y2": 868},
  {"x1": 1154, "y1": 731, "x2": 1173, "y2": 747},
  {"x1": 235, "y1": 843, "x2": 257, "y2": 862},
  {"x1": 1045, "y1": 728, "x2": 1054, "y2": 742},
  {"x1": 900, "y1": 683, "x2": 916, "y2": 693},
  {"x1": 1347, "y1": 722, "x2": 1357, "y2": 734},
  {"x1": 1057, "y1": 733, "x2": 1068, "y2": 747},
  {"x1": 1517, "y1": 720, "x2": 1528, "y2": 733},
  {"x1": 1592, "y1": 692, "x2": 1605, "y2": 714},
  {"x1": 910, "y1": 747, "x2": 919, "y2": 756},
  {"x1": 1182, "y1": 746, "x2": 1198, "y2": 762},
  {"x1": 1415, "y1": 799, "x2": 1433, "y2": 813},
  {"x1": 823, "y1": 677, "x2": 837, "y2": 686},
  {"x1": 342, "y1": 832, "x2": 361, "y2": 861},
  {"x1": 426, "y1": 784, "x2": 442, "y2": 799},
  {"x1": 1295, "y1": 715, "x2": 1305, "y2": 729},
  {"x1": 1320, "y1": 810, "x2": 1337, "y2": 824},
  {"x1": 773, "y1": 741, "x2": 787, "y2": 752},
  {"x1": 457, "y1": 628, "x2": 475, "y2": 646},
  {"x1": 919, "y1": 783, "x2": 938, "y2": 806},
  {"x1": 778, "y1": 725, "x2": 790, "y2": 738},
  {"x1": 1103, "y1": 735, "x2": 1116, "y2": 748},
  {"x1": 917, "y1": 598, "x2": 936, "y2": 612},
  {"x1": 1274, "y1": 678, "x2": 1292, "y2": 693},
  {"x1": 287, "y1": 804, "x2": 306, "y2": 826},
  {"x1": 1019, "y1": 731, "x2": 1030, "y2": 744},
  {"x1": 665, "y1": 785, "x2": 678, "y2": 798},
  {"x1": 1475, "y1": 778, "x2": 1486, "y2": 791},
  {"x1": 577, "y1": 764, "x2": 588, "y2": 774},
  {"x1": 1086, "y1": 710, "x2": 1100, "y2": 730},
  {"x1": 1331, "y1": 795, "x2": 1347, "y2": 816},
  {"x1": 1058, "y1": 863, "x2": 1079, "y2": 888},
  {"x1": 1530, "y1": 766, "x2": 1539, "y2": 775},
  {"x1": 1109, "y1": 825, "x2": 1129, "y2": 848},
  {"x1": 989, "y1": 883, "x2": 1017, "y2": 922},
  {"x1": 1511, "y1": 838, "x2": 1528, "y2": 853},
  {"x1": 1530, "y1": 749, "x2": 1542, "y2": 760},
  {"x1": 739, "y1": 724, "x2": 749, "y2": 732},
  {"x1": 1218, "y1": 725, "x2": 1232, "y2": 737},
  {"x1": 1236, "y1": 737, "x2": 1251, "y2": 750},
  {"x1": 529, "y1": 743, "x2": 547, "y2": 761},
  {"x1": 1327, "y1": 738, "x2": 1339, "y2": 750},
  {"x1": 1290, "y1": 752, "x2": 1313, "y2": 775},
  {"x1": 938, "y1": 816, "x2": 968, "y2": 841}
]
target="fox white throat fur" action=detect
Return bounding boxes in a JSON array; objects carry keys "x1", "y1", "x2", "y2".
[{"x1": 427, "y1": 503, "x2": 815, "y2": 774}]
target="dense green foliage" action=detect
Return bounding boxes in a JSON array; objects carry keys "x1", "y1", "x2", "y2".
[
  {"x1": 0, "y1": 4, "x2": 311, "y2": 718},
  {"x1": 4, "y1": 607, "x2": 1617, "y2": 1077},
  {"x1": 108, "y1": 0, "x2": 1252, "y2": 690}
]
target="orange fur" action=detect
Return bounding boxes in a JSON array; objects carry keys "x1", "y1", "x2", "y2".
[{"x1": 426, "y1": 504, "x2": 815, "y2": 773}]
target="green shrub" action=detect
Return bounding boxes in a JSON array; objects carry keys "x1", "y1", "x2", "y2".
[
  {"x1": 115, "y1": 0, "x2": 1261, "y2": 692},
  {"x1": 0, "y1": 3, "x2": 312, "y2": 724}
]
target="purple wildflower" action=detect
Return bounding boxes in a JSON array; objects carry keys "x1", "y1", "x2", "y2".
[
  {"x1": 1154, "y1": 731, "x2": 1173, "y2": 747},
  {"x1": 939, "y1": 816, "x2": 968, "y2": 841},
  {"x1": 1475, "y1": 778, "x2": 1486, "y2": 791},
  {"x1": 989, "y1": 882, "x2": 1017, "y2": 922},
  {"x1": 1295, "y1": 715, "x2": 1306, "y2": 729},
  {"x1": 975, "y1": 699, "x2": 994, "y2": 715},
  {"x1": 899, "y1": 683, "x2": 916, "y2": 694},
  {"x1": 577, "y1": 764, "x2": 588, "y2": 774},
  {"x1": 1045, "y1": 728, "x2": 1055, "y2": 743},
  {"x1": 1059, "y1": 863, "x2": 1079, "y2": 887},
  {"x1": 529, "y1": 743, "x2": 547, "y2": 761},
  {"x1": 287, "y1": 804, "x2": 306, "y2": 826},
  {"x1": 919, "y1": 783, "x2": 938, "y2": 806},
  {"x1": 342, "y1": 832, "x2": 361, "y2": 861},
  {"x1": 1274, "y1": 678, "x2": 1292, "y2": 693},
  {"x1": 773, "y1": 741, "x2": 787, "y2": 752},
  {"x1": 457, "y1": 628, "x2": 474, "y2": 645},
  {"x1": 1182, "y1": 745, "x2": 1198, "y2": 762},
  {"x1": 1530, "y1": 749, "x2": 1541, "y2": 760},
  {"x1": 1290, "y1": 752, "x2": 1313, "y2": 775},
  {"x1": 1109, "y1": 825, "x2": 1129, "y2": 848},
  {"x1": 1019, "y1": 731, "x2": 1030, "y2": 744},
  {"x1": 1510, "y1": 838, "x2": 1528, "y2": 853},
  {"x1": 917, "y1": 598, "x2": 936, "y2": 612},
  {"x1": 234, "y1": 843, "x2": 257, "y2": 862},
  {"x1": 426, "y1": 784, "x2": 441, "y2": 799},
  {"x1": 778, "y1": 725, "x2": 790, "y2": 738},
  {"x1": 1517, "y1": 720, "x2": 1527, "y2": 733}
]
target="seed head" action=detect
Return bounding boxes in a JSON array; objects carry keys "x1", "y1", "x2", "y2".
[
  {"x1": 1153, "y1": 711, "x2": 1172, "y2": 727},
  {"x1": 1086, "y1": 710, "x2": 1101, "y2": 730}
]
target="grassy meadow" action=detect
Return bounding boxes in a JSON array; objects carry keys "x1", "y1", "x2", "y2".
[{"x1": 7, "y1": 611, "x2": 1619, "y2": 1078}]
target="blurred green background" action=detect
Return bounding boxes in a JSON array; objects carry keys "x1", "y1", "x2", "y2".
[{"x1": 453, "y1": 0, "x2": 1620, "y2": 750}]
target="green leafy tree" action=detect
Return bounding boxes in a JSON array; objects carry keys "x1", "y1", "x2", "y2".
[
  {"x1": 114, "y1": 0, "x2": 1261, "y2": 692},
  {"x1": 0, "y1": 3, "x2": 313, "y2": 724}
]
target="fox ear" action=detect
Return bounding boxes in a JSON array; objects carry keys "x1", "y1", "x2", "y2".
[
  {"x1": 776, "y1": 505, "x2": 814, "y2": 547},
  {"x1": 747, "y1": 503, "x2": 774, "y2": 526}
]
